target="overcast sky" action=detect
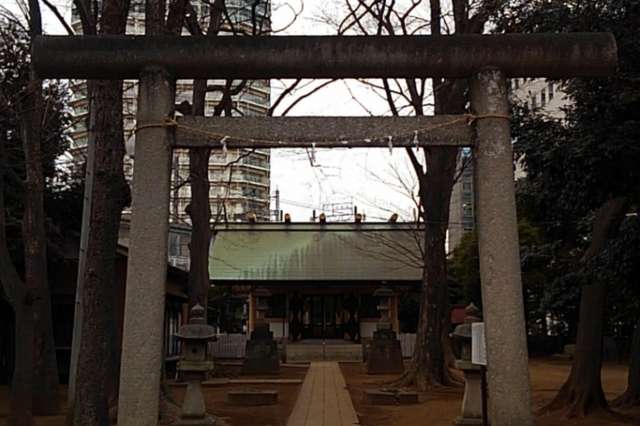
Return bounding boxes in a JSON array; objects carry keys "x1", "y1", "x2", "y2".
[{"x1": 6, "y1": 0, "x2": 423, "y2": 222}]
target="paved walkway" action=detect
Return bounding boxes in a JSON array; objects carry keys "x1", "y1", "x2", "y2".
[{"x1": 287, "y1": 362, "x2": 360, "y2": 426}]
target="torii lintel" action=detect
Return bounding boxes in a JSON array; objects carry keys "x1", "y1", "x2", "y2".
[{"x1": 33, "y1": 33, "x2": 617, "y2": 80}]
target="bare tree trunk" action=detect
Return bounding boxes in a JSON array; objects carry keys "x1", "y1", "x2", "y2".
[
  {"x1": 546, "y1": 197, "x2": 629, "y2": 417},
  {"x1": 399, "y1": 0, "x2": 504, "y2": 391},
  {"x1": 73, "y1": 79, "x2": 129, "y2": 426},
  {"x1": 1, "y1": 120, "x2": 35, "y2": 426},
  {"x1": 183, "y1": 0, "x2": 225, "y2": 315},
  {"x1": 20, "y1": 66, "x2": 60, "y2": 418},
  {"x1": 8, "y1": 295, "x2": 35, "y2": 426},
  {"x1": 20, "y1": 0, "x2": 60, "y2": 415},
  {"x1": 187, "y1": 78, "x2": 212, "y2": 312},
  {"x1": 71, "y1": 1, "x2": 130, "y2": 424},
  {"x1": 186, "y1": 146, "x2": 212, "y2": 310},
  {"x1": 612, "y1": 322, "x2": 640, "y2": 408}
]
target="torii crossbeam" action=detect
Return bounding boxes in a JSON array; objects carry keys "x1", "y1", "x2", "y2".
[{"x1": 32, "y1": 33, "x2": 617, "y2": 426}]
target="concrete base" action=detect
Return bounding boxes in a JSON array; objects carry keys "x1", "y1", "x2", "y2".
[
  {"x1": 364, "y1": 390, "x2": 419, "y2": 405},
  {"x1": 454, "y1": 361, "x2": 484, "y2": 426},
  {"x1": 174, "y1": 416, "x2": 216, "y2": 426},
  {"x1": 242, "y1": 324, "x2": 280, "y2": 375},
  {"x1": 364, "y1": 390, "x2": 396, "y2": 405},
  {"x1": 174, "y1": 382, "x2": 216, "y2": 425},
  {"x1": 366, "y1": 329, "x2": 403, "y2": 374},
  {"x1": 226, "y1": 390, "x2": 278, "y2": 406},
  {"x1": 397, "y1": 391, "x2": 419, "y2": 404},
  {"x1": 454, "y1": 417, "x2": 483, "y2": 425}
]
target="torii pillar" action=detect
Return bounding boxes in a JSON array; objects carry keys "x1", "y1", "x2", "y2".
[
  {"x1": 471, "y1": 69, "x2": 531, "y2": 423},
  {"x1": 117, "y1": 67, "x2": 173, "y2": 425},
  {"x1": 32, "y1": 33, "x2": 617, "y2": 426}
]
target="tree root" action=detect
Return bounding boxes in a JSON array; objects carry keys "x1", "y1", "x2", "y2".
[
  {"x1": 385, "y1": 363, "x2": 462, "y2": 392},
  {"x1": 611, "y1": 390, "x2": 640, "y2": 409},
  {"x1": 542, "y1": 383, "x2": 611, "y2": 418}
]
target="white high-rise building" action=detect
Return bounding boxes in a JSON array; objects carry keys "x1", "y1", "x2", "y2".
[
  {"x1": 511, "y1": 78, "x2": 568, "y2": 119},
  {"x1": 447, "y1": 79, "x2": 570, "y2": 251},
  {"x1": 67, "y1": 1, "x2": 272, "y2": 224},
  {"x1": 447, "y1": 153, "x2": 474, "y2": 253}
]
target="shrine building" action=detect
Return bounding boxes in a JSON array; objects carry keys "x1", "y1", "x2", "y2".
[{"x1": 208, "y1": 222, "x2": 423, "y2": 342}]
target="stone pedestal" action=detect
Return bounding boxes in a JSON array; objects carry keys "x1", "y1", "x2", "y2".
[
  {"x1": 242, "y1": 323, "x2": 280, "y2": 375},
  {"x1": 364, "y1": 390, "x2": 418, "y2": 405},
  {"x1": 454, "y1": 360, "x2": 484, "y2": 426},
  {"x1": 175, "y1": 381, "x2": 216, "y2": 425},
  {"x1": 366, "y1": 328, "x2": 403, "y2": 374}
]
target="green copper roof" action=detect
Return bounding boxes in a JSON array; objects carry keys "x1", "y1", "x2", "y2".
[{"x1": 209, "y1": 223, "x2": 424, "y2": 281}]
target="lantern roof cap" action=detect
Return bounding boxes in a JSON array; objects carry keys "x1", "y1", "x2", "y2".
[
  {"x1": 175, "y1": 304, "x2": 216, "y2": 340},
  {"x1": 373, "y1": 286, "x2": 393, "y2": 297}
]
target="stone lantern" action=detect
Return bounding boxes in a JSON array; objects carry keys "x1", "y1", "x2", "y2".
[
  {"x1": 374, "y1": 286, "x2": 394, "y2": 330},
  {"x1": 173, "y1": 304, "x2": 216, "y2": 425},
  {"x1": 254, "y1": 286, "x2": 271, "y2": 326},
  {"x1": 367, "y1": 286, "x2": 403, "y2": 374},
  {"x1": 243, "y1": 287, "x2": 279, "y2": 374},
  {"x1": 452, "y1": 303, "x2": 484, "y2": 425}
]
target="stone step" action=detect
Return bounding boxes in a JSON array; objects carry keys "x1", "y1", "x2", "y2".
[{"x1": 286, "y1": 343, "x2": 363, "y2": 363}]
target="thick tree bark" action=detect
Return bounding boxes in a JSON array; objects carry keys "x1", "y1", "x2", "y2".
[
  {"x1": 401, "y1": 144, "x2": 460, "y2": 390},
  {"x1": 73, "y1": 79, "x2": 129, "y2": 426},
  {"x1": 187, "y1": 77, "x2": 211, "y2": 312},
  {"x1": 184, "y1": 0, "x2": 224, "y2": 315},
  {"x1": 8, "y1": 296, "x2": 35, "y2": 426},
  {"x1": 612, "y1": 322, "x2": 640, "y2": 408},
  {"x1": 20, "y1": 62, "x2": 60, "y2": 419},
  {"x1": 71, "y1": 1, "x2": 130, "y2": 425},
  {"x1": 1, "y1": 118, "x2": 35, "y2": 426},
  {"x1": 186, "y1": 146, "x2": 212, "y2": 310},
  {"x1": 401, "y1": 192, "x2": 457, "y2": 389},
  {"x1": 395, "y1": 0, "x2": 476, "y2": 390},
  {"x1": 547, "y1": 197, "x2": 630, "y2": 417},
  {"x1": 19, "y1": 0, "x2": 60, "y2": 415}
]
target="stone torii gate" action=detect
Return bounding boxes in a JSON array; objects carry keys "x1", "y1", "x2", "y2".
[{"x1": 33, "y1": 33, "x2": 616, "y2": 426}]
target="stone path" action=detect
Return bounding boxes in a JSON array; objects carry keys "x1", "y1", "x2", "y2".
[{"x1": 287, "y1": 362, "x2": 360, "y2": 426}]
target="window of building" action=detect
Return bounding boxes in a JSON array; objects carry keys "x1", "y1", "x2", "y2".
[
  {"x1": 531, "y1": 96, "x2": 537, "y2": 109},
  {"x1": 164, "y1": 301, "x2": 183, "y2": 357},
  {"x1": 548, "y1": 82, "x2": 555, "y2": 100},
  {"x1": 540, "y1": 89, "x2": 547, "y2": 107}
]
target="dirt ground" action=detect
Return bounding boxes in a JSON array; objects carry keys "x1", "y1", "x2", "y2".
[
  {"x1": 2, "y1": 358, "x2": 639, "y2": 425},
  {"x1": 0, "y1": 364, "x2": 307, "y2": 426},
  {"x1": 169, "y1": 364, "x2": 306, "y2": 426},
  {"x1": 341, "y1": 357, "x2": 640, "y2": 426}
]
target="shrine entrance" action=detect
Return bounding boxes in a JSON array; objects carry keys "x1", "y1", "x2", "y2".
[
  {"x1": 33, "y1": 32, "x2": 617, "y2": 426},
  {"x1": 309, "y1": 295, "x2": 339, "y2": 339}
]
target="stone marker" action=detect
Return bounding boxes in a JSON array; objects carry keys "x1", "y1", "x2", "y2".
[
  {"x1": 367, "y1": 287, "x2": 403, "y2": 374},
  {"x1": 243, "y1": 287, "x2": 280, "y2": 375}
]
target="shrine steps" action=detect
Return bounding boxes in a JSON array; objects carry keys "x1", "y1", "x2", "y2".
[{"x1": 285, "y1": 341, "x2": 363, "y2": 363}]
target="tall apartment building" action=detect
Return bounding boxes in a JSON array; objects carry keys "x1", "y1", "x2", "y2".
[
  {"x1": 447, "y1": 79, "x2": 569, "y2": 251},
  {"x1": 447, "y1": 154, "x2": 474, "y2": 252},
  {"x1": 511, "y1": 78, "x2": 567, "y2": 119},
  {"x1": 67, "y1": 1, "x2": 272, "y2": 224}
]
